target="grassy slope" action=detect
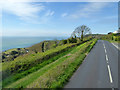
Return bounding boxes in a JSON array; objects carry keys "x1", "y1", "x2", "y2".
[
  {"x1": 2, "y1": 43, "x2": 77, "y2": 74},
  {"x1": 28, "y1": 40, "x2": 58, "y2": 53},
  {"x1": 5, "y1": 39, "x2": 97, "y2": 88},
  {"x1": 2, "y1": 45, "x2": 77, "y2": 87},
  {"x1": 3, "y1": 48, "x2": 24, "y2": 54}
]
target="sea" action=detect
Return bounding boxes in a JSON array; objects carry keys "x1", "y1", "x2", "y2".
[{"x1": 2, "y1": 36, "x2": 68, "y2": 51}]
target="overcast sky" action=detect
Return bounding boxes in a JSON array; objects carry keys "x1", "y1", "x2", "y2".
[{"x1": 2, "y1": 1, "x2": 118, "y2": 37}]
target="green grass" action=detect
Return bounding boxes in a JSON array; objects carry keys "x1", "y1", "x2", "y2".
[
  {"x1": 3, "y1": 48, "x2": 25, "y2": 54},
  {"x1": 2, "y1": 43, "x2": 78, "y2": 77},
  {"x1": 27, "y1": 39, "x2": 97, "y2": 88},
  {"x1": 5, "y1": 53, "x2": 72, "y2": 88},
  {"x1": 4, "y1": 39, "x2": 97, "y2": 88},
  {"x1": 2, "y1": 45, "x2": 77, "y2": 87}
]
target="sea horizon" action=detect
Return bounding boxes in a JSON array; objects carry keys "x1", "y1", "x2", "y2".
[{"x1": 2, "y1": 36, "x2": 68, "y2": 51}]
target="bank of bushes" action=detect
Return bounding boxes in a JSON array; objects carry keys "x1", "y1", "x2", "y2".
[
  {"x1": 5, "y1": 39, "x2": 97, "y2": 88},
  {"x1": 100, "y1": 33, "x2": 120, "y2": 42},
  {"x1": 2, "y1": 37, "x2": 94, "y2": 88},
  {"x1": 2, "y1": 43, "x2": 78, "y2": 79},
  {"x1": 2, "y1": 37, "x2": 93, "y2": 77},
  {"x1": 2, "y1": 45, "x2": 77, "y2": 87}
]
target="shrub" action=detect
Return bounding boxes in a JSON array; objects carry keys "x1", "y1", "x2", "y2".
[
  {"x1": 67, "y1": 37, "x2": 77, "y2": 43},
  {"x1": 71, "y1": 37, "x2": 77, "y2": 43},
  {"x1": 2, "y1": 43, "x2": 78, "y2": 79},
  {"x1": 10, "y1": 51, "x2": 18, "y2": 55},
  {"x1": 62, "y1": 40, "x2": 67, "y2": 44}
]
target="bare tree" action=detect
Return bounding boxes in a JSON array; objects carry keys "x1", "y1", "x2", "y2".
[{"x1": 71, "y1": 25, "x2": 91, "y2": 41}]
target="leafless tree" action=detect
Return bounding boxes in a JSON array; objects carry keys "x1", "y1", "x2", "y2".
[{"x1": 71, "y1": 25, "x2": 91, "y2": 41}]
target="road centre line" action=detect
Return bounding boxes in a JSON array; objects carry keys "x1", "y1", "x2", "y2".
[
  {"x1": 107, "y1": 65, "x2": 113, "y2": 83},
  {"x1": 103, "y1": 42, "x2": 114, "y2": 86},
  {"x1": 106, "y1": 54, "x2": 108, "y2": 61},
  {"x1": 103, "y1": 44, "x2": 105, "y2": 49},
  {"x1": 105, "y1": 49, "x2": 107, "y2": 54}
]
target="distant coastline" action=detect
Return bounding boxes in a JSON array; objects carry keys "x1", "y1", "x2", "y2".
[{"x1": 2, "y1": 36, "x2": 68, "y2": 52}]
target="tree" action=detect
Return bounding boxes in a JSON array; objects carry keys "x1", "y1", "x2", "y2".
[{"x1": 71, "y1": 25, "x2": 91, "y2": 41}]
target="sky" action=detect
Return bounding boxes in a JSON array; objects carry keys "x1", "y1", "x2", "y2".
[{"x1": 1, "y1": 1, "x2": 118, "y2": 37}]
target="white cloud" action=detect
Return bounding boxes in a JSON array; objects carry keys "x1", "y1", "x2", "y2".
[
  {"x1": 45, "y1": 10, "x2": 55, "y2": 16},
  {"x1": 1, "y1": 0, "x2": 45, "y2": 22},
  {"x1": 61, "y1": 13, "x2": 68, "y2": 17},
  {"x1": 69, "y1": 2, "x2": 109, "y2": 19}
]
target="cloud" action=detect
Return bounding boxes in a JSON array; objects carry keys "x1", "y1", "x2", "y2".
[
  {"x1": 45, "y1": 10, "x2": 55, "y2": 16},
  {"x1": 1, "y1": 0, "x2": 45, "y2": 22},
  {"x1": 61, "y1": 13, "x2": 68, "y2": 17},
  {"x1": 69, "y1": 2, "x2": 109, "y2": 19}
]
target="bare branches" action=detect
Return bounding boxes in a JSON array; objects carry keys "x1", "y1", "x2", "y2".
[{"x1": 71, "y1": 25, "x2": 91, "y2": 41}]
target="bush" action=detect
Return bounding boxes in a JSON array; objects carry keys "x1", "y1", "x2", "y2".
[
  {"x1": 62, "y1": 40, "x2": 67, "y2": 44},
  {"x1": 115, "y1": 37, "x2": 117, "y2": 41},
  {"x1": 67, "y1": 37, "x2": 77, "y2": 43},
  {"x1": 118, "y1": 36, "x2": 120, "y2": 41},
  {"x1": 71, "y1": 37, "x2": 77, "y2": 43},
  {"x1": 112, "y1": 36, "x2": 114, "y2": 40},
  {"x1": 10, "y1": 51, "x2": 18, "y2": 55},
  {"x1": 2, "y1": 43, "x2": 78, "y2": 79}
]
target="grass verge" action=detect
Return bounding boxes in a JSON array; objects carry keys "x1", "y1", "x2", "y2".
[
  {"x1": 5, "y1": 39, "x2": 97, "y2": 88},
  {"x1": 2, "y1": 45, "x2": 77, "y2": 87}
]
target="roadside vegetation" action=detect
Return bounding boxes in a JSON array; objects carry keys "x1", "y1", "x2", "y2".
[
  {"x1": 99, "y1": 33, "x2": 120, "y2": 43},
  {"x1": 4, "y1": 39, "x2": 97, "y2": 88},
  {"x1": 2, "y1": 37, "x2": 93, "y2": 87},
  {"x1": 2, "y1": 25, "x2": 98, "y2": 88}
]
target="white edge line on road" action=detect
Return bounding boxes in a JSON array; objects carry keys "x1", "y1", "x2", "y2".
[
  {"x1": 107, "y1": 65, "x2": 113, "y2": 83},
  {"x1": 112, "y1": 43, "x2": 120, "y2": 50}
]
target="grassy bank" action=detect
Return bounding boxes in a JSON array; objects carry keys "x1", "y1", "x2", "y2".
[
  {"x1": 99, "y1": 33, "x2": 120, "y2": 43},
  {"x1": 2, "y1": 43, "x2": 77, "y2": 76},
  {"x1": 5, "y1": 39, "x2": 97, "y2": 88},
  {"x1": 2, "y1": 44, "x2": 77, "y2": 87}
]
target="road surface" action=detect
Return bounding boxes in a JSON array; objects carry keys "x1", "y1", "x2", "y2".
[{"x1": 64, "y1": 40, "x2": 118, "y2": 89}]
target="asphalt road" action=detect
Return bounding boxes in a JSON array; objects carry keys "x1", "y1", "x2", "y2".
[{"x1": 64, "y1": 40, "x2": 118, "y2": 89}]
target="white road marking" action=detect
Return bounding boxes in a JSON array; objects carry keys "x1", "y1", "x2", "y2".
[
  {"x1": 103, "y1": 43, "x2": 105, "y2": 48},
  {"x1": 103, "y1": 44, "x2": 105, "y2": 49},
  {"x1": 103, "y1": 42, "x2": 114, "y2": 89},
  {"x1": 105, "y1": 49, "x2": 107, "y2": 54},
  {"x1": 112, "y1": 43, "x2": 120, "y2": 50},
  {"x1": 106, "y1": 54, "x2": 108, "y2": 61},
  {"x1": 112, "y1": 88, "x2": 114, "y2": 90},
  {"x1": 107, "y1": 65, "x2": 113, "y2": 83},
  {"x1": 106, "y1": 61, "x2": 108, "y2": 64}
]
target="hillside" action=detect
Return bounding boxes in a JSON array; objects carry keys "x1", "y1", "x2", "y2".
[{"x1": 2, "y1": 36, "x2": 97, "y2": 88}]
